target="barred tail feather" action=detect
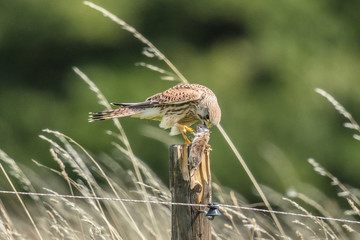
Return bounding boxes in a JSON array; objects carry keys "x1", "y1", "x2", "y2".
[{"x1": 88, "y1": 107, "x2": 142, "y2": 122}]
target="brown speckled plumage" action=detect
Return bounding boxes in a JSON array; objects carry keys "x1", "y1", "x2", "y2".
[{"x1": 89, "y1": 84, "x2": 221, "y2": 136}]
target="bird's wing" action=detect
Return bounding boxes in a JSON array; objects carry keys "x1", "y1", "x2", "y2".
[
  {"x1": 111, "y1": 102, "x2": 148, "y2": 107},
  {"x1": 146, "y1": 84, "x2": 203, "y2": 105},
  {"x1": 111, "y1": 84, "x2": 203, "y2": 107}
]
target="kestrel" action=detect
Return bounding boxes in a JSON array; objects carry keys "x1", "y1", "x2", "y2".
[{"x1": 89, "y1": 83, "x2": 221, "y2": 143}]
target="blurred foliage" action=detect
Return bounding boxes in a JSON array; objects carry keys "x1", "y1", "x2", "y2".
[{"x1": 0, "y1": 0, "x2": 359, "y2": 199}]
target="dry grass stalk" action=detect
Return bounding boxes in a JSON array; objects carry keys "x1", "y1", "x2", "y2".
[
  {"x1": 315, "y1": 88, "x2": 360, "y2": 139},
  {"x1": 73, "y1": 67, "x2": 158, "y2": 239},
  {"x1": 1, "y1": 3, "x2": 360, "y2": 239},
  {"x1": 82, "y1": 1, "x2": 286, "y2": 236},
  {"x1": 0, "y1": 163, "x2": 43, "y2": 240}
]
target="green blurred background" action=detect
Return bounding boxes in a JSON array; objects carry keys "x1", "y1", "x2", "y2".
[{"x1": 1, "y1": 0, "x2": 359, "y2": 198}]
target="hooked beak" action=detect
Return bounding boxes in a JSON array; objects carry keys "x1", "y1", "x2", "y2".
[{"x1": 205, "y1": 121, "x2": 212, "y2": 128}]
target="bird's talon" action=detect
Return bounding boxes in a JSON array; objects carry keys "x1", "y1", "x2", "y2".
[
  {"x1": 184, "y1": 135, "x2": 192, "y2": 144},
  {"x1": 180, "y1": 131, "x2": 192, "y2": 144},
  {"x1": 184, "y1": 126, "x2": 194, "y2": 134},
  {"x1": 177, "y1": 124, "x2": 194, "y2": 144}
]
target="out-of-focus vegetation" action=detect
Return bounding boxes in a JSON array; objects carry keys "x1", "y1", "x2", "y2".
[
  {"x1": 0, "y1": 0, "x2": 360, "y2": 198},
  {"x1": 1, "y1": 126, "x2": 360, "y2": 239}
]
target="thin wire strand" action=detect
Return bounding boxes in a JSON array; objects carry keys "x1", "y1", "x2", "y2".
[
  {"x1": 82, "y1": 1, "x2": 282, "y2": 235},
  {"x1": 1, "y1": 190, "x2": 359, "y2": 225}
]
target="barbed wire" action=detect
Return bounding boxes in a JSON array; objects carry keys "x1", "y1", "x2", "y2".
[{"x1": 0, "y1": 190, "x2": 359, "y2": 225}]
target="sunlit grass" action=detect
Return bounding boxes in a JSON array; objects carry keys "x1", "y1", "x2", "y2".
[
  {"x1": 0, "y1": 3, "x2": 359, "y2": 239},
  {"x1": 1, "y1": 79, "x2": 360, "y2": 239}
]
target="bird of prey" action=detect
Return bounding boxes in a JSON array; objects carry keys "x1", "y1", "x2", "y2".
[
  {"x1": 89, "y1": 83, "x2": 221, "y2": 143},
  {"x1": 189, "y1": 124, "x2": 211, "y2": 176}
]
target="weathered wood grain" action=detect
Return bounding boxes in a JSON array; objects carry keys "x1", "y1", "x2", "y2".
[{"x1": 170, "y1": 144, "x2": 211, "y2": 240}]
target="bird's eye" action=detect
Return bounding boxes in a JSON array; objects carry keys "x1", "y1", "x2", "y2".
[{"x1": 205, "y1": 114, "x2": 210, "y2": 121}]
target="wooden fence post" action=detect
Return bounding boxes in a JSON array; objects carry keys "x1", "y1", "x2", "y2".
[{"x1": 169, "y1": 144, "x2": 212, "y2": 240}]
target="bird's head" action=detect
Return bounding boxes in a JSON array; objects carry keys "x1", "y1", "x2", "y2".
[{"x1": 200, "y1": 95, "x2": 221, "y2": 128}]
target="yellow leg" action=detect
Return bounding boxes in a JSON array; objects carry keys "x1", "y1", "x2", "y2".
[
  {"x1": 177, "y1": 124, "x2": 194, "y2": 144},
  {"x1": 181, "y1": 132, "x2": 192, "y2": 144},
  {"x1": 183, "y1": 125, "x2": 194, "y2": 134},
  {"x1": 176, "y1": 124, "x2": 194, "y2": 134}
]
